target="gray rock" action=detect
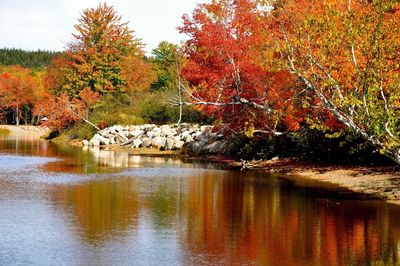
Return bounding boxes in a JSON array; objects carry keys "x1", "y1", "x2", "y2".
[
  {"x1": 160, "y1": 125, "x2": 170, "y2": 132},
  {"x1": 116, "y1": 132, "x2": 128, "y2": 143},
  {"x1": 132, "y1": 139, "x2": 143, "y2": 148},
  {"x1": 183, "y1": 135, "x2": 194, "y2": 143},
  {"x1": 164, "y1": 138, "x2": 175, "y2": 150},
  {"x1": 175, "y1": 140, "x2": 185, "y2": 149},
  {"x1": 193, "y1": 132, "x2": 206, "y2": 141},
  {"x1": 89, "y1": 138, "x2": 100, "y2": 146},
  {"x1": 130, "y1": 129, "x2": 144, "y2": 138},
  {"x1": 142, "y1": 138, "x2": 152, "y2": 148},
  {"x1": 173, "y1": 136, "x2": 182, "y2": 143},
  {"x1": 152, "y1": 137, "x2": 166, "y2": 149},
  {"x1": 146, "y1": 131, "x2": 155, "y2": 138},
  {"x1": 96, "y1": 134, "x2": 110, "y2": 145},
  {"x1": 200, "y1": 125, "x2": 212, "y2": 132},
  {"x1": 208, "y1": 141, "x2": 225, "y2": 153},
  {"x1": 181, "y1": 131, "x2": 190, "y2": 139},
  {"x1": 186, "y1": 141, "x2": 206, "y2": 154}
]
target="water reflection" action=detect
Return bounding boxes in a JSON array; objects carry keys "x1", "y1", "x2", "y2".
[{"x1": 0, "y1": 134, "x2": 400, "y2": 265}]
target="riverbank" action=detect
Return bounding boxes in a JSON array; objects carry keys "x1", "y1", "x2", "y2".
[
  {"x1": 0, "y1": 125, "x2": 49, "y2": 137},
  {"x1": 228, "y1": 158, "x2": 400, "y2": 205},
  {"x1": 76, "y1": 137, "x2": 400, "y2": 205}
]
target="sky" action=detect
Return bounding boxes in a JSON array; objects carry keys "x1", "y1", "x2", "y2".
[{"x1": 0, "y1": 0, "x2": 209, "y2": 53}]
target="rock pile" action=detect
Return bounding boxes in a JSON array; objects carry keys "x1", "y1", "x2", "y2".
[{"x1": 83, "y1": 123, "x2": 215, "y2": 151}]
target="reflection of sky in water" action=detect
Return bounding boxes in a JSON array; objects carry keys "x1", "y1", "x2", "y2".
[{"x1": 0, "y1": 155, "x2": 57, "y2": 172}]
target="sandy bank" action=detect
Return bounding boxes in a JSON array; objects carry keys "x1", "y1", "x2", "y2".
[
  {"x1": 0, "y1": 125, "x2": 49, "y2": 138},
  {"x1": 229, "y1": 158, "x2": 400, "y2": 205}
]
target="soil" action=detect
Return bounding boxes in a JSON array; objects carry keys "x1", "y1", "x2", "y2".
[
  {"x1": 227, "y1": 158, "x2": 400, "y2": 205},
  {"x1": 0, "y1": 125, "x2": 49, "y2": 137}
]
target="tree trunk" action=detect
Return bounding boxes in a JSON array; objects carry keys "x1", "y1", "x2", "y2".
[{"x1": 15, "y1": 105, "x2": 19, "y2": 126}]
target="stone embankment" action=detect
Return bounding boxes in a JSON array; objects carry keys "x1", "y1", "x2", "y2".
[{"x1": 83, "y1": 123, "x2": 235, "y2": 154}]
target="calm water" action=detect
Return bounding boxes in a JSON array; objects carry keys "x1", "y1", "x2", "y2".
[{"x1": 1, "y1": 133, "x2": 400, "y2": 265}]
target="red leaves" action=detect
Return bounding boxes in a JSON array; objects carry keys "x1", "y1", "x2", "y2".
[{"x1": 180, "y1": 0, "x2": 299, "y2": 133}]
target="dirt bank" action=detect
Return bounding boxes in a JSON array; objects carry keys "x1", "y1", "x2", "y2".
[
  {"x1": 0, "y1": 125, "x2": 49, "y2": 138},
  {"x1": 228, "y1": 158, "x2": 400, "y2": 205}
]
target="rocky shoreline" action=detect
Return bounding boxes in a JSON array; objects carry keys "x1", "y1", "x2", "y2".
[{"x1": 83, "y1": 123, "x2": 236, "y2": 155}]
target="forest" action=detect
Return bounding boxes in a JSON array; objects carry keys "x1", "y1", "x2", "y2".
[{"x1": 1, "y1": 0, "x2": 400, "y2": 165}]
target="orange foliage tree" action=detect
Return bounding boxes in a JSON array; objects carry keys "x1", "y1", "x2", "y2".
[
  {"x1": 268, "y1": 0, "x2": 400, "y2": 163},
  {"x1": 0, "y1": 66, "x2": 41, "y2": 125},
  {"x1": 49, "y1": 3, "x2": 152, "y2": 97}
]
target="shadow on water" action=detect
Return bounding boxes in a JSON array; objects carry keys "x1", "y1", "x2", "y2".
[{"x1": 0, "y1": 133, "x2": 400, "y2": 265}]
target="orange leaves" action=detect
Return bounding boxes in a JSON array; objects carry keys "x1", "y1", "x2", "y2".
[
  {"x1": 79, "y1": 88, "x2": 100, "y2": 108},
  {"x1": 59, "y1": 3, "x2": 145, "y2": 97},
  {"x1": 119, "y1": 54, "x2": 156, "y2": 93},
  {"x1": 0, "y1": 66, "x2": 37, "y2": 109}
]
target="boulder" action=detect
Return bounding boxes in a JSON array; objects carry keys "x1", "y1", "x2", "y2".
[
  {"x1": 129, "y1": 129, "x2": 144, "y2": 138},
  {"x1": 152, "y1": 136, "x2": 166, "y2": 149},
  {"x1": 175, "y1": 140, "x2": 185, "y2": 149},
  {"x1": 146, "y1": 131, "x2": 155, "y2": 138},
  {"x1": 132, "y1": 139, "x2": 142, "y2": 148},
  {"x1": 186, "y1": 141, "x2": 206, "y2": 154},
  {"x1": 142, "y1": 138, "x2": 152, "y2": 148},
  {"x1": 164, "y1": 138, "x2": 175, "y2": 150},
  {"x1": 183, "y1": 135, "x2": 194, "y2": 143},
  {"x1": 82, "y1": 140, "x2": 89, "y2": 146}
]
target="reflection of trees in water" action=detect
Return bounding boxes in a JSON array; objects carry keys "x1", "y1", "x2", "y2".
[
  {"x1": 180, "y1": 172, "x2": 400, "y2": 265},
  {"x1": 49, "y1": 178, "x2": 140, "y2": 245},
  {"x1": 42, "y1": 160, "x2": 400, "y2": 264}
]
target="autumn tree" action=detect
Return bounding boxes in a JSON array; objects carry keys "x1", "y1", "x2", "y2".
[
  {"x1": 0, "y1": 66, "x2": 41, "y2": 125},
  {"x1": 268, "y1": 0, "x2": 400, "y2": 163},
  {"x1": 180, "y1": 0, "x2": 299, "y2": 134},
  {"x1": 54, "y1": 3, "x2": 146, "y2": 97}
]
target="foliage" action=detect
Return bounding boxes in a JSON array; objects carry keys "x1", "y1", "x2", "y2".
[
  {"x1": 179, "y1": 0, "x2": 301, "y2": 134},
  {"x1": 50, "y1": 3, "x2": 149, "y2": 97},
  {"x1": 150, "y1": 41, "x2": 180, "y2": 91},
  {"x1": 135, "y1": 90, "x2": 208, "y2": 124},
  {"x1": 0, "y1": 65, "x2": 44, "y2": 125},
  {"x1": 268, "y1": 0, "x2": 400, "y2": 163}
]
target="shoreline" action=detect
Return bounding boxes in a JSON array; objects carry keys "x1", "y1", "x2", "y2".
[
  {"x1": 0, "y1": 125, "x2": 49, "y2": 137},
  {"x1": 82, "y1": 142, "x2": 400, "y2": 205},
  {"x1": 3, "y1": 125, "x2": 400, "y2": 205}
]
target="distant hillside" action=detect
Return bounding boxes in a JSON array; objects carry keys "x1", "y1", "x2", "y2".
[{"x1": 0, "y1": 48, "x2": 62, "y2": 68}]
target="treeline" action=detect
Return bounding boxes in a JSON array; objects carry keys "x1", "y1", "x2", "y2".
[{"x1": 0, "y1": 48, "x2": 60, "y2": 68}]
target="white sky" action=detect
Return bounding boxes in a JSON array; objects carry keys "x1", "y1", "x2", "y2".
[{"x1": 0, "y1": 0, "x2": 209, "y2": 53}]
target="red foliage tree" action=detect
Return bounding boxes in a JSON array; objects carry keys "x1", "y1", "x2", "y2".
[{"x1": 180, "y1": 0, "x2": 300, "y2": 134}]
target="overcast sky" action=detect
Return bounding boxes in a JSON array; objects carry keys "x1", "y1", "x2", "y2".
[{"x1": 0, "y1": 0, "x2": 208, "y2": 53}]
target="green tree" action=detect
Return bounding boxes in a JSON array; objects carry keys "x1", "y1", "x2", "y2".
[{"x1": 150, "y1": 41, "x2": 179, "y2": 91}]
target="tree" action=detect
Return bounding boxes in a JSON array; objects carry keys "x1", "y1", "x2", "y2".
[
  {"x1": 180, "y1": 0, "x2": 300, "y2": 134},
  {"x1": 150, "y1": 41, "x2": 180, "y2": 91},
  {"x1": 0, "y1": 66, "x2": 39, "y2": 125},
  {"x1": 58, "y1": 2, "x2": 145, "y2": 97},
  {"x1": 119, "y1": 54, "x2": 155, "y2": 93},
  {"x1": 269, "y1": 0, "x2": 400, "y2": 163}
]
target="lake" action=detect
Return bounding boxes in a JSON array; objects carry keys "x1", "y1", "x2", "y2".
[{"x1": 0, "y1": 133, "x2": 400, "y2": 265}]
